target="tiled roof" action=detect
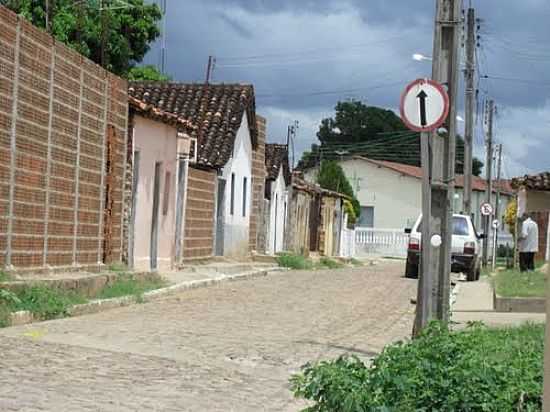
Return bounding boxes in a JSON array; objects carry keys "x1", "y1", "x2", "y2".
[
  {"x1": 129, "y1": 96, "x2": 196, "y2": 130},
  {"x1": 291, "y1": 172, "x2": 349, "y2": 199},
  {"x1": 357, "y1": 157, "x2": 513, "y2": 194},
  {"x1": 128, "y1": 82, "x2": 257, "y2": 168},
  {"x1": 512, "y1": 172, "x2": 550, "y2": 191},
  {"x1": 265, "y1": 143, "x2": 290, "y2": 184}
]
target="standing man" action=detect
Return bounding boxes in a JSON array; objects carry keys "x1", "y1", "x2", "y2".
[{"x1": 518, "y1": 213, "x2": 539, "y2": 272}]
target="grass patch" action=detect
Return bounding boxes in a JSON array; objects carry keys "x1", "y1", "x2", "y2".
[
  {"x1": 1, "y1": 285, "x2": 86, "y2": 322},
  {"x1": 494, "y1": 268, "x2": 546, "y2": 298},
  {"x1": 107, "y1": 262, "x2": 130, "y2": 273},
  {"x1": 349, "y1": 258, "x2": 364, "y2": 267},
  {"x1": 97, "y1": 275, "x2": 167, "y2": 300},
  {"x1": 0, "y1": 271, "x2": 11, "y2": 282},
  {"x1": 291, "y1": 322, "x2": 544, "y2": 411},
  {"x1": 317, "y1": 257, "x2": 344, "y2": 269},
  {"x1": 276, "y1": 254, "x2": 314, "y2": 270}
]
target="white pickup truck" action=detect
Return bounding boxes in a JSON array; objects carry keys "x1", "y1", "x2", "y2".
[{"x1": 404, "y1": 214, "x2": 484, "y2": 281}]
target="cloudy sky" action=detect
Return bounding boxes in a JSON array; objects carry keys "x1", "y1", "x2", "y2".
[{"x1": 144, "y1": 0, "x2": 550, "y2": 178}]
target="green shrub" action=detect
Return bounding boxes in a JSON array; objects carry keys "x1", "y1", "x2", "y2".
[
  {"x1": 291, "y1": 322, "x2": 544, "y2": 411},
  {"x1": 318, "y1": 257, "x2": 344, "y2": 269},
  {"x1": 97, "y1": 275, "x2": 166, "y2": 300},
  {"x1": 12, "y1": 285, "x2": 86, "y2": 320},
  {"x1": 0, "y1": 271, "x2": 11, "y2": 282},
  {"x1": 277, "y1": 254, "x2": 314, "y2": 270}
]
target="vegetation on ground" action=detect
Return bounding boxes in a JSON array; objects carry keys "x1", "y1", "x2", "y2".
[
  {"x1": 291, "y1": 322, "x2": 544, "y2": 411},
  {"x1": 318, "y1": 257, "x2": 344, "y2": 269},
  {"x1": 494, "y1": 268, "x2": 546, "y2": 298},
  {"x1": 277, "y1": 254, "x2": 314, "y2": 270},
  {"x1": 97, "y1": 275, "x2": 167, "y2": 300},
  {"x1": 0, "y1": 274, "x2": 166, "y2": 327},
  {"x1": 0, "y1": 271, "x2": 11, "y2": 283}
]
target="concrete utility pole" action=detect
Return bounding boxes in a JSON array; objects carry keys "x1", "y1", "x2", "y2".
[
  {"x1": 414, "y1": 0, "x2": 462, "y2": 335},
  {"x1": 463, "y1": 7, "x2": 476, "y2": 216},
  {"x1": 205, "y1": 56, "x2": 215, "y2": 84},
  {"x1": 491, "y1": 144, "x2": 502, "y2": 270},
  {"x1": 482, "y1": 100, "x2": 494, "y2": 267}
]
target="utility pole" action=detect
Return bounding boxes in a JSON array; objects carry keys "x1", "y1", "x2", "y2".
[
  {"x1": 100, "y1": 0, "x2": 110, "y2": 69},
  {"x1": 414, "y1": 0, "x2": 462, "y2": 335},
  {"x1": 491, "y1": 144, "x2": 502, "y2": 270},
  {"x1": 205, "y1": 56, "x2": 215, "y2": 84},
  {"x1": 482, "y1": 100, "x2": 494, "y2": 267},
  {"x1": 463, "y1": 7, "x2": 475, "y2": 217},
  {"x1": 160, "y1": 0, "x2": 167, "y2": 75}
]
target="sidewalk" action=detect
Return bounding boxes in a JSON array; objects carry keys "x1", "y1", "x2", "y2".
[{"x1": 452, "y1": 277, "x2": 545, "y2": 329}]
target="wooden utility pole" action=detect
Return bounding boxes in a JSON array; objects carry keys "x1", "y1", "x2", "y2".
[
  {"x1": 482, "y1": 100, "x2": 494, "y2": 267},
  {"x1": 463, "y1": 7, "x2": 476, "y2": 216},
  {"x1": 414, "y1": 0, "x2": 462, "y2": 335},
  {"x1": 491, "y1": 144, "x2": 502, "y2": 270}
]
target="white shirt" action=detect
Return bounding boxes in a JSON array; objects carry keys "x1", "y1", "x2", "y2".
[{"x1": 519, "y1": 218, "x2": 539, "y2": 253}]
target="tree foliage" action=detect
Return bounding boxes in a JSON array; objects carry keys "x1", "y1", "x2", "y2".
[
  {"x1": 505, "y1": 199, "x2": 517, "y2": 236},
  {"x1": 127, "y1": 65, "x2": 170, "y2": 81},
  {"x1": 298, "y1": 100, "x2": 484, "y2": 177},
  {"x1": 1, "y1": 0, "x2": 162, "y2": 77},
  {"x1": 317, "y1": 161, "x2": 360, "y2": 225}
]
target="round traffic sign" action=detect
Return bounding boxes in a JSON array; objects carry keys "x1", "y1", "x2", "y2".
[
  {"x1": 480, "y1": 202, "x2": 494, "y2": 216},
  {"x1": 400, "y1": 79, "x2": 450, "y2": 132},
  {"x1": 492, "y1": 219, "x2": 499, "y2": 229}
]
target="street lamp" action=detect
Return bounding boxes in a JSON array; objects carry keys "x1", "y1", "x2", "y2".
[{"x1": 413, "y1": 53, "x2": 432, "y2": 62}]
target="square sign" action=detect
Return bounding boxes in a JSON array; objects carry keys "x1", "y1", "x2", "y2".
[{"x1": 400, "y1": 79, "x2": 450, "y2": 132}]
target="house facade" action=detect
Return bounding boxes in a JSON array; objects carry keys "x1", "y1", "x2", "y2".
[
  {"x1": 128, "y1": 83, "x2": 262, "y2": 261},
  {"x1": 126, "y1": 97, "x2": 194, "y2": 271},
  {"x1": 304, "y1": 157, "x2": 513, "y2": 232},
  {"x1": 264, "y1": 144, "x2": 290, "y2": 255},
  {"x1": 513, "y1": 172, "x2": 550, "y2": 261}
]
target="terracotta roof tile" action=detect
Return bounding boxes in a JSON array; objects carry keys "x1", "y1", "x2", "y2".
[
  {"x1": 128, "y1": 82, "x2": 257, "y2": 168},
  {"x1": 357, "y1": 157, "x2": 513, "y2": 194},
  {"x1": 129, "y1": 96, "x2": 196, "y2": 130},
  {"x1": 512, "y1": 172, "x2": 550, "y2": 191},
  {"x1": 265, "y1": 143, "x2": 290, "y2": 183}
]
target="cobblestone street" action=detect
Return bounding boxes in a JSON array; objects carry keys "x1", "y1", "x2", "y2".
[{"x1": 0, "y1": 261, "x2": 416, "y2": 412}]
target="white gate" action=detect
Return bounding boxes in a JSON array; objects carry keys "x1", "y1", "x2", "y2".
[{"x1": 355, "y1": 228, "x2": 408, "y2": 258}]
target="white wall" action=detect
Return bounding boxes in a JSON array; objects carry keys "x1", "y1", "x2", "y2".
[
  {"x1": 221, "y1": 113, "x2": 252, "y2": 257},
  {"x1": 267, "y1": 168, "x2": 288, "y2": 255},
  {"x1": 133, "y1": 116, "x2": 178, "y2": 271}
]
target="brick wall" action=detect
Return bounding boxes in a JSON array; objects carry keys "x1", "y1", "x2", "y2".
[
  {"x1": 0, "y1": 6, "x2": 127, "y2": 271},
  {"x1": 249, "y1": 115, "x2": 266, "y2": 252},
  {"x1": 183, "y1": 166, "x2": 216, "y2": 259}
]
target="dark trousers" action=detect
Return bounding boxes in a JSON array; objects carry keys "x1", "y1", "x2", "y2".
[{"x1": 519, "y1": 252, "x2": 535, "y2": 272}]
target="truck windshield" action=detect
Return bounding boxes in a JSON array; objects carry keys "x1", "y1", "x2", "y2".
[{"x1": 416, "y1": 217, "x2": 470, "y2": 236}]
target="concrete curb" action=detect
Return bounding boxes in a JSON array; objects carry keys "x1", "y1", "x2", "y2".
[
  {"x1": 493, "y1": 290, "x2": 545, "y2": 313},
  {"x1": 6, "y1": 268, "x2": 280, "y2": 327}
]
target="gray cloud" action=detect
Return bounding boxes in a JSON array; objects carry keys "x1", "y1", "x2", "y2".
[{"x1": 144, "y1": 0, "x2": 550, "y2": 176}]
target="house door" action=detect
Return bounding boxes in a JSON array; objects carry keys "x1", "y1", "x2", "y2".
[
  {"x1": 150, "y1": 161, "x2": 162, "y2": 270},
  {"x1": 215, "y1": 178, "x2": 226, "y2": 256},
  {"x1": 128, "y1": 151, "x2": 140, "y2": 269},
  {"x1": 309, "y1": 196, "x2": 321, "y2": 252}
]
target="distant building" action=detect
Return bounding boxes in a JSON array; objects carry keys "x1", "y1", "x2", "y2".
[{"x1": 304, "y1": 157, "x2": 513, "y2": 231}]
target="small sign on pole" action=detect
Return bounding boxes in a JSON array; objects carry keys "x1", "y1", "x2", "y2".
[
  {"x1": 492, "y1": 219, "x2": 499, "y2": 229},
  {"x1": 400, "y1": 78, "x2": 450, "y2": 132},
  {"x1": 480, "y1": 202, "x2": 494, "y2": 216}
]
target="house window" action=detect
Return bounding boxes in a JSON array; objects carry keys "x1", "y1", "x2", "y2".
[
  {"x1": 162, "y1": 171, "x2": 171, "y2": 216},
  {"x1": 358, "y1": 206, "x2": 374, "y2": 228},
  {"x1": 230, "y1": 173, "x2": 235, "y2": 215},
  {"x1": 188, "y1": 138, "x2": 197, "y2": 163},
  {"x1": 242, "y1": 177, "x2": 248, "y2": 217}
]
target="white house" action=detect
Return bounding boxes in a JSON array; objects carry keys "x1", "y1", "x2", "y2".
[
  {"x1": 264, "y1": 144, "x2": 290, "y2": 255},
  {"x1": 304, "y1": 157, "x2": 513, "y2": 232}
]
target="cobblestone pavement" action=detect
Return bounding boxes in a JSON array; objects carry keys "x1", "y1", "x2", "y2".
[{"x1": 0, "y1": 261, "x2": 416, "y2": 412}]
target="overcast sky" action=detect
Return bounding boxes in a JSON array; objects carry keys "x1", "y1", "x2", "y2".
[{"x1": 144, "y1": 0, "x2": 550, "y2": 178}]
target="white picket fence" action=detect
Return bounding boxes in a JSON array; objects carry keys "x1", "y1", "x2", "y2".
[
  {"x1": 355, "y1": 227, "x2": 515, "y2": 259},
  {"x1": 355, "y1": 228, "x2": 409, "y2": 258}
]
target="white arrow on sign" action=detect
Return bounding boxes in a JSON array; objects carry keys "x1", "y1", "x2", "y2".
[{"x1": 400, "y1": 79, "x2": 450, "y2": 132}]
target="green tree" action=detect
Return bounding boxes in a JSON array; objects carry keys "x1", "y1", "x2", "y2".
[
  {"x1": 1, "y1": 0, "x2": 162, "y2": 77},
  {"x1": 300, "y1": 100, "x2": 484, "y2": 176},
  {"x1": 127, "y1": 65, "x2": 170, "y2": 81},
  {"x1": 317, "y1": 160, "x2": 360, "y2": 225}
]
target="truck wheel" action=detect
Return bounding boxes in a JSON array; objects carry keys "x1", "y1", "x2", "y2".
[{"x1": 466, "y1": 267, "x2": 477, "y2": 282}]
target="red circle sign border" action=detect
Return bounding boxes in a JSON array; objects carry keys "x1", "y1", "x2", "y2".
[{"x1": 400, "y1": 78, "x2": 450, "y2": 133}]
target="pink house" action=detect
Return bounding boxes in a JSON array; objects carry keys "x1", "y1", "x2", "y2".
[{"x1": 126, "y1": 96, "x2": 195, "y2": 271}]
